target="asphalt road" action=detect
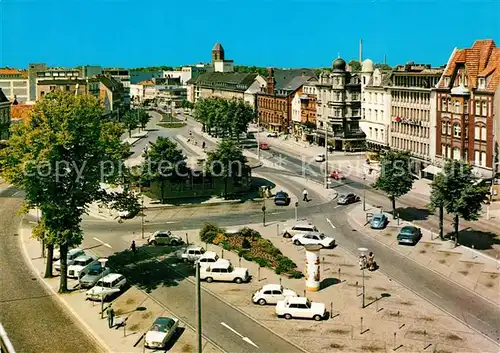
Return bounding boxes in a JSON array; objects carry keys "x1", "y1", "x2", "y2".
[{"x1": 0, "y1": 188, "x2": 102, "y2": 353}]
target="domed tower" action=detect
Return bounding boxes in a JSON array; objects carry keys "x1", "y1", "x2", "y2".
[
  {"x1": 212, "y1": 42, "x2": 225, "y2": 62},
  {"x1": 361, "y1": 58, "x2": 374, "y2": 88},
  {"x1": 331, "y1": 56, "x2": 347, "y2": 88},
  {"x1": 332, "y1": 57, "x2": 347, "y2": 72}
]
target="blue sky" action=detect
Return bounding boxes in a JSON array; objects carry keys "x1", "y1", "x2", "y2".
[{"x1": 1, "y1": 0, "x2": 499, "y2": 69}]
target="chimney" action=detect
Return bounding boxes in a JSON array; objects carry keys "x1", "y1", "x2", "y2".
[
  {"x1": 267, "y1": 68, "x2": 275, "y2": 94},
  {"x1": 359, "y1": 38, "x2": 363, "y2": 63}
]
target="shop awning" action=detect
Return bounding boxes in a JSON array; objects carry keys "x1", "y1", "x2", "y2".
[{"x1": 423, "y1": 165, "x2": 442, "y2": 175}]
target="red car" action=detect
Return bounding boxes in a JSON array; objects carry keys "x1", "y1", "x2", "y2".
[
  {"x1": 330, "y1": 170, "x2": 345, "y2": 180},
  {"x1": 259, "y1": 142, "x2": 270, "y2": 150}
]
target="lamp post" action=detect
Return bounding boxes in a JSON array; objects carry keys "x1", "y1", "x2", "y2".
[
  {"x1": 140, "y1": 187, "x2": 145, "y2": 239},
  {"x1": 324, "y1": 125, "x2": 329, "y2": 189},
  {"x1": 294, "y1": 201, "x2": 298, "y2": 221},
  {"x1": 195, "y1": 260, "x2": 202, "y2": 353},
  {"x1": 358, "y1": 248, "x2": 367, "y2": 309},
  {"x1": 98, "y1": 258, "x2": 108, "y2": 318}
]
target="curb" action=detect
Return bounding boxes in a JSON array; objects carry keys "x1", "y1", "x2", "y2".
[
  {"x1": 17, "y1": 219, "x2": 110, "y2": 353},
  {"x1": 346, "y1": 209, "x2": 500, "y2": 346}
]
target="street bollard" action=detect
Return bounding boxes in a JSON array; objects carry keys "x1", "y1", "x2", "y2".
[
  {"x1": 303, "y1": 290, "x2": 306, "y2": 297},
  {"x1": 276, "y1": 223, "x2": 279, "y2": 236},
  {"x1": 338, "y1": 268, "x2": 341, "y2": 281},
  {"x1": 279, "y1": 277, "x2": 282, "y2": 286},
  {"x1": 360, "y1": 316, "x2": 363, "y2": 334},
  {"x1": 186, "y1": 233, "x2": 189, "y2": 244},
  {"x1": 258, "y1": 266, "x2": 261, "y2": 281},
  {"x1": 239, "y1": 257, "x2": 241, "y2": 267},
  {"x1": 355, "y1": 281, "x2": 359, "y2": 296},
  {"x1": 222, "y1": 249, "x2": 224, "y2": 259},
  {"x1": 393, "y1": 332, "x2": 396, "y2": 350},
  {"x1": 205, "y1": 242, "x2": 208, "y2": 250},
  {"x1": 423, "y1": 330, "x2": 427, "y2": 349}
]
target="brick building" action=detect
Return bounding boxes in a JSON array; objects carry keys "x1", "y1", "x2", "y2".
[{"x1": 435, "y1": 39, "x2": 500, "y2": 178}]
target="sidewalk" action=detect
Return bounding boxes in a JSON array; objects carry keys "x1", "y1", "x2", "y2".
[
  {"x1": 347, "y1": 203, "x2": 500, "y2": 306},
  {"x1": 19, "y1": 220, "x2": 221, "y2": 353},
  {"x1": 123, "y1": 131, "x2": 148, "y2": 146}
]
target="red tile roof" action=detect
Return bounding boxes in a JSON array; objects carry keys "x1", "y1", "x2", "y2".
[
  {"x1": 441, "y1": 39, "x2": 500, "y2": 92},
  {"x1": 10, "y1": 104, "x2": 34, "y2": 121}
]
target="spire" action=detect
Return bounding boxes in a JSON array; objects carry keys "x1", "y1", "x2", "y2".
[
  {"x1": 359, "y1": 38, "x2": 363, "y2": 63},
  {"x1": 337, "y1": 53, "x2": 340, "y2": 58}
]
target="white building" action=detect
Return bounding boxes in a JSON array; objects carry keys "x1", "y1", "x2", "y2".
[
  {"x1": 360, "y1": 59, "x2": 391, "y2": 149},
  {"x1": 291, "y1": 92, "x2": 301, "y2": 125},
  {"x1": 0, "y1": 69, "x2": 29, "y2": 103}
]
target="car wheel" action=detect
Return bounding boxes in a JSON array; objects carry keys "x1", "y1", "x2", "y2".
[
  {"x1": 150, "y1": 240, "x2": 157, "y2": 246},
  {"x1": 293, "y1": 240, "x2": 301, "y2": 245},
  {"x1": 283, "y1": 232, "x2": 291, "y2": 238},
  {"x1": 284, "y1": 313, "x2": 292, "y2": 320},
  {"x1": 170, "y1": 240, "x2": 178, "y2": 246},
  {"x1": 313, "y1": 314, "x2": 322, "y2": 321},
  {"x1": 206, "y1": 277, "x2": 213, "y2": 283},
  {"x1": 258, "y1": 298, "x2": 266, "y2": 305},
  {"x1": 234, "y1": 277, "x2": 243, "y2": 284},
  {"x1": 183, "y1": 258, "x2": 189, "y2": 263}
]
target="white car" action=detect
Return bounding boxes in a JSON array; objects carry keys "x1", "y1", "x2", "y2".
[
  {"x1": 67, "y1": 254, "x2": 97, "y2": 279},
  {"x1": 144, "y1": 316, "x2": 179, "y2": 349},
  {"x1": 200, "y1": 261, "x2": 249, "y2": 284},
  {"x1": 54, "y1": 248, "x2": 85, "y2": 271},
  {"x1": 147, "y1": 231, "x2": 182, "y2": 246},
  {"x1": 282, "y1": 221, "x2": 319, "y2": 238},
  {"x1": 176, "y1": 245, "x2": 206, "y2": 262},
  {"x1": 197, "y1": 251, "x2": 227, "y2": 267},
  {"x1": 252, "y1": 284, "x2": 298, "y2": 305},
  {"x1": 315, "y1": 153, "x2": 325, "y2": 162},
  {"x1": 86, "y1": 273, "x2": 126, "y2": 301},
  {"x1": 275, "y1": 297, "x2": 326, "y2": 321},
  {"x1": 291, "y1": 232, "x2": 336, "y2": 248}
]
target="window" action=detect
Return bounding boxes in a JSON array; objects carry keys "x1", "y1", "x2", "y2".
[
  {"x1": 442, "y1": 121, "x2": 447, "y2": 135},
  {"x1": 369, "y1": 127, "x2": 373, "y2": 138},
  {"x1": 453, "y1": 148, "x2": 460, "y2": 160},
  {"x1": 375, "y1": 128, "x2": 378, "y2": 140},
  {"x1": 481, "y1": 126, "x2": 487, "y2": 141},
  {"x1": 475, "y1": 100, "x2": 480, "y2": 115},
  {"x1": 446, "y1": 122, "x2": 451, "y2": 135},
  {"x1": 381, "y1": 130, "x2": 384, "y2": 142},
  {"x1": 363, "y1": 77, "x2": 366, "y2": 85},
  {"x1": 453, "y1": 124, "x2": 461, "y2": 138},
  {"x1": 478, "y1": 78, "x2": 486, "y2": 89},
  {"x1": 454, "y1": 101, "x2": 461, "y2": 113},
  {"x1": 441, "y1": 98, "x2": 447, "y2": 111},
  {"x1": 336, "y1": 92, "x2": 340, "y2": 101},
  {"x1": 475, "y1": 125, "x2": 480, "y2": 140},
  {"x1": 482, "y1": 101, "x2": 487, "y2": 116},
  {"x1": 474, "y1": 150, "x2": 480, "y2": 166},
  {"x1": 441, "y1": 144, "x2": 446, "y2": 157},
  {"x1": 481, "y1": 152, "x2": 487, "y2": 167}
]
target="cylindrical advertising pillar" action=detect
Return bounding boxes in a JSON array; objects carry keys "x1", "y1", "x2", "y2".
[{"x1": 304, "y1": 244, "x2": 322, "y2": 291}]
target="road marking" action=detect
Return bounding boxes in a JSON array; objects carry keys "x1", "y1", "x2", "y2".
[
  {"x1": 92, "y1": 237, "x2": 112, "y2": 249},
  {"x1": 333, "y1": 205, "x2": 340, "y2": 209},
  {"x1": 427, "y1": 288, "x2": 443, "y2": 299},
  {"x1": 29, "y1": 221, "x2": 37, "y2": 224},
  {"x1": 146, "y1": 221, "x2": 179, "y2": 226},
  {"x1": 326, "y1": 217, "x2": 336, "y2": 228},
  {"x1": 220, "y1": 322, "x2": 259, "y2": 348}
]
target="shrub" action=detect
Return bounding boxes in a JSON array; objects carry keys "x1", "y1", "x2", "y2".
[
  {"x1": 254, "y1": 257, "x2": 272, "y2": 268},
  {"x1": 200, "y1": 223, "x2": 225, "y2": 243},
  {"x1": 242, "y1": 238, "x2": 251, "y2": 249},
  {"x1": 238, "y1": 249, "x2": 248, "y2": 258},
  {"x1": 242, "y1": 251, "x2": 254, "y2": 262},
  {"x1": 289, "y1": 270, "x2": 304, "y2": 279},
  {"x1": 220, "y1": 241, "x2": 232, "y2": 251},
  {"x1": 276, "y1": 258, "x2": 297, "y2": 274},
  {"x1": 238, "y1": 227, "x2": 261, "y2": 239},
  {"x1": 213, "y1": 234, "x2": 227, "y2": 245}
]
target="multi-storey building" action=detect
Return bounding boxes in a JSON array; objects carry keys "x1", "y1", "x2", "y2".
[
  {"x1": 360, "y1": 59, "x2": 392, "y2": 149},
  {"x1": 315, "y1": 57, "x2": 365, "y2": 151},
  {"x1": 0, "y1": 88, "x2": 11, "y2": 140},
  {"x1": 102, "y1": 68, "x2": 130, "y2": 106},
  {"x1": 0, "y1": 68, "x2": 29, "y2": 103},
  {"x1": 291, "y1": 84, "x2": 317, "y2": 140},
  {"x1": 257, "y1": 68, "x2": 316, "y2": 133},
  {"x1": 435, "y1": 39, "x2": 500, "y2": 179},
  {"x1": 386, "y1": 63, "x2": 443, "y2": 176}
]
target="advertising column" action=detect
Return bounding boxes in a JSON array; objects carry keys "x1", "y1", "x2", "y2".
[{"x1": 304, "y1": 244, "x2": 321, "y2": 291}]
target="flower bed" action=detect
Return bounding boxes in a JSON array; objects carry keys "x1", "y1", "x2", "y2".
[{"x1": 200, "y1": 223, "x2": 303, "y2": 278}]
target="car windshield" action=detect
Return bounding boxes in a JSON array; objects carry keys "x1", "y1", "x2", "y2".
[
  {"x1": 87, "y1": 268, "x2": 102, "y2": 276},
  {"x1": 318, "y1": 234, "x2": 325, "y2": 239},
  {"x1": 402, "y1": 227, "x2": 415, "y2": 234},
  {"x1": 74, "y1": 259, "x2": 88, "y2": 266},
  {"x1": 96, "y1": 280, "x2": 112, "y2": 288},
  {"x1": 373, "y1": 216, "x2": 382, "y2": 221},
  {"x1": 305, "y1": 300, "x2": 311, "y2": 308}
]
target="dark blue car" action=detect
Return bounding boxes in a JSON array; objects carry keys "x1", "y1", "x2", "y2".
[
  {"x1": 370, "y1": 214, "x2": 388, "y2": 229},
  {"x1": 274, "y1": 191, "x2": 290, "y2": 206}
]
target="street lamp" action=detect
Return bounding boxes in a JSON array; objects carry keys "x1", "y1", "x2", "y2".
[
  {"x1": 324, "y1": 125, "x2": 329, "y2": 189},
  {"x1": 358, "y1": 248, "x2": 367, "y2": 308},
  {"x1": 98, "y1": 258, "x2": 108, "y2": 318},
  {"x1": 294, "y1": 201, "x2": 298, "y2": 221},
  {"x1": 194, "y1": 260, "x2": 202, "y2": 353}
]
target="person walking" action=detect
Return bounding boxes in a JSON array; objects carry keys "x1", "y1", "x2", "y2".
[
  {"x1": 302, "y1": 188, "x2": 309, "y2": 202},
  {"x1": 130, "y1": 240, "x2": 136, "y2": 255},
  {"x1": 367, "y1": 252, "x2": 375, "y2": 271},
  {"x1": 107, "y1": 306, "x2": 115, "y2": 329}
]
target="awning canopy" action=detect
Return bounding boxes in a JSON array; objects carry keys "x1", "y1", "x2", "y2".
[{"x1": 423, "y1": 165, "x2": 442, "y2": 175}]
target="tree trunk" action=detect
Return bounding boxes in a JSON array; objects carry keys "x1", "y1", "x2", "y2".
[
  {"x1": 391, "y1": 196, "x2": 396, "y2": 219},
  {"x1": 439, "y1": 204, "x2": 444, "y2": 240},
  {"x1": 128, "y1": 129, "x2": 132, "y2": 138},
  {"x1": 453, "y1": 214, "x2": 460, "y2": 247},
  {"x1": 160, "y1": 177, "x2": 165, "y2": 204},
  {"x1": 58, "y1": 243, "x2": 69, "y2": 293},
  {"x1": 44, "y1": 243, "x2": 54, "y2": 278},
  {"x1": 224, "y1": 177, "x2": 228, "y2": 198}
]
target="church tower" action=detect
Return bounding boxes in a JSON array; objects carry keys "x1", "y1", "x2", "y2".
[
  {"x1": 211, "y1": 42, "x2": 234, "y2": 73},
  {"x1": 212, "y1": 42, "x2": 225, "y2": 62}
]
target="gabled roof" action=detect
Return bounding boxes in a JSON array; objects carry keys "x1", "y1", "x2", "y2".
[
  {"x1": 189, "y1": 72, "x2": 258, "y2": 92},
  {"x1": 98, "y1": 75, "x2": 123, "y2": 91},
  {"x1": 273, "y1": 69, "x2": 316, "y2": 91},
  {"x1": 0, "y1": 88, "x2": 8, "y2": 103}
]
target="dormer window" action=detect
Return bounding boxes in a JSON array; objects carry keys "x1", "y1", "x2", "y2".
[
  {"x1": 444, "y1": 77, "x2": 450, "y2": 87},
  {"x1": 478, "y1": 78, "x2": 486, "y2": 89}
]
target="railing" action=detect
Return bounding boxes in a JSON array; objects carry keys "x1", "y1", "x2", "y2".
[{"x1": 0, "y1": 321, "x2": 16, "y2": 353}]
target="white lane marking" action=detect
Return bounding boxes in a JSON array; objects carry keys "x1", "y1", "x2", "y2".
[
  {"x1": 92, "y1": 237, "x2": 112, "y2": 249},
  {"x1": 427, "y1": 288, "x2": 443, "y2": 299},
  {"x1": 333, "y1": 205, "x2": 340, "y2": 209},
  {"x1": 220, "y1": 322, "x2": 259, "y2": 348},
  {"x1": 144, "y1": 221, "x2": 179, "y2": 225},
  {"x1": 326, "y1": 217, "x2": 336, "y2": 229}
]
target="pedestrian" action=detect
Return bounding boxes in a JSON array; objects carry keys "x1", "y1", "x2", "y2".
[
  {"x1": 107, "y1": 306, "x2": 115, "y2": 329},
  {"x1": 368, "y1": 252, "x2": 376, "y2": 271},
  {"x1": 302, "y1": 188, "x2": 309, "y2": 202},
  {"x1": 202, "y1": 141, "x2": 206, "y2": 149},
  {"x1": 130, "y1": 240, "x2": 136, "y2": 254}
]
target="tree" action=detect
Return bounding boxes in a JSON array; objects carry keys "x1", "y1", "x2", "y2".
[
  {"x1": 137, "y1": 109, "x2": 151, "y2": 130},
  {"x1": 0, "y1": 91, "x2": 136, "y2": 292},
  {"x1": 348, "y1": 60, "x2": 361, "y2": 72},
  {"x1": 373, "y1": 150, "x2": 414, "y2": 217},
  {"x1": 205, "y1": 140, "x2": 247, "y2": 197},
  {"x1": 428, "y1": 173, "x2": 446, "y2": 240},
  {"x1": 375, "y1": 63, "x2": 392, "y2": 70},
  {"x1": 123, "y1": 110, "x2": 139, "y2": 137},
  {"x1": 141, "y1": 136, "x2": 186, "y2": 202},
  {"x1": 428, "y1": 160, "x2": 489, "y2": 246}
]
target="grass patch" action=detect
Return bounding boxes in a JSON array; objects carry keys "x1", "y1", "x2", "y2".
[
  {"x1": 126, "y1": 298, "x2": 135, "y2": 305},
  {"x1": 419, "y1": 249, "x2": 427, "y2": 254},
  {"x1": 446, "y1": 333, "x2": 463, "y2": 341},
  {"x1": 181, "y1": 344, "x2": 193, "y2": 352},
  {"x1": 360, "y1": 345, "x2": 384, "y2": 352},
  {"x1": 129, "y1": 323, "x2": 139, "y2": 331},
  {"x1": 458, "y1": 270, "x2": 469, "y2": 276},
  {"x1": 485, "y1": 282, "x2": 494, "y2": 288},
  {"x1": 424, "y1": 243, "x2": 432, "y2": 247},
  {"x1": 328, "y1": 343, "x2": 345, "y2": 349},
  {"x1": 157, "y1": 122, "x2": 187, "y2": 129}
]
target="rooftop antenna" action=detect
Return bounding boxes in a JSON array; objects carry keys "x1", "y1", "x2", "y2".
[{"x1": 384, "y1": 54, "x2": 387, "y2": 65}]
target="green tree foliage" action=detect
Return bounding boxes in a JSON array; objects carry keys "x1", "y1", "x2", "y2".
[
  {"x1": 123, "y1": 110, "x2": 139, "y2": 137},
  {"x1": 193, "y1": 97, "x2": 255, "y2": 139},
  {"x1": 373, "y1": 150, "x2": 414, "y2": 217},
  {"x1": 180, "y1": 99, "x2": 194, "y2": 110},
  {"x1": 375, "y1": 63, "x2": 392, "y2": 70},
  {"x1": 348, "y1": 60, "x2": 361, "y2": 72},
  {"x1": 137, "y1": 109, "x2": 151, "y2": 130},
  {"x1": 0, "y1": 91, "x2": 137, "y2": 292},
  {"x1": 131, "y1": 66, "x2": 174, "y2": 72},
  {"x1": 233, "y1": 65, "x2": 268, "y2": 77},
  {"x1": 428, "y1": 173, "x2": 446, "y2": 240},
  {"x1": 429, "y1": 160, "x2": 489, "y2": 245},
  {"x1": 205, "y1": 140, "x2": 247, "y2": 197},
  {"x1": 199, "y1": 222, "x2": 225, "y2": 243}
]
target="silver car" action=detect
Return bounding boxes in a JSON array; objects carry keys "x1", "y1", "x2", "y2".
[{"x1": 79, "y1": 263, "x2": 111, "y2": 289}]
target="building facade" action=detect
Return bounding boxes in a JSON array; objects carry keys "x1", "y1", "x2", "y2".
[
  {"x1": 0, "y1": 69, "x2": 29, "y2": 103},
  {"x1": 435, "y1": 39, "x2": 500, "y2": 178},
  {"x1": 315, "y1": 57, "x2": 365, "y2": 151},
  {"x1": 257, "y1": 68, "x2": 316, "y2": 133},
  {"x1": 102, "y1": 68, "x2": 131, "y2": 106},
  {"x1": 0, "y1": 88, "x2": 11, "y2": 140},
  {"x1": 290, "y1": 84, "x2": 317, "y2": 139},
  {"x1": 385, "y1": 63, "x2": 443, "y2": 176}
]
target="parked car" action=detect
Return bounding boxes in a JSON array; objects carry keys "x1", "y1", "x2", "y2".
[
  {"x1": 397, "y1": 226, "x2": 422, "y2": 245},
  {"x1": 267, "y1": 132, "x2": 278, "y2": 138},
  {"x1": 370, "y1": 214, "x2": 388, "y2": 229},
  {"x1": 85, "y1": 273, "x2": 126, "y2": 301},
  {"x1": 330, "y1": 170, "x2": 345, "y2": 180},
  {"x1": 176, "y1": 245, "x2": 206, "y2": 263},
  {"x1": 291, "y1": 232, "x2": 335, "y2": 248},
  {"x1": 274, "y1": 191, "x2": 290, "y2": 206},
  {"x1": 144, "y1": 316, "x2": 179, "y2": 349},
  {"x1": 200, "y1": 261, "x2": 250, "y2": 283},
  {"x1": 197, "y1": 251, "x2": 228, "y2": 267},
  {"x1": 79, "y1": 264, "x2": 111, "y2": 289},
  {"x1": 275, "y1": 297, "x2": 326, "y2": 321},
  {"x1": 315, "y1": 153, "x2": 325, "y2": 162},
  {"x1": 148, "y1": 231, "x2": 182, "y2": 246},
  {"x1": 67, "y1": 254, "x2": 98, "y2": 279},
  {"x1": 259, "y1": 142, "x2": 270, "y2": 150},
  {"x1": 282, "y1": 221, "x2": 319, "y2": 238},
  {"x1": 54, "y1": 248, "x2": 85, "y2": 271},
  {"x1": 252, "y1": 284, "x2": 298, "y2": 305},
  {"x1": 337, "y1": 193, "x2": 360, "y2": 205}
]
